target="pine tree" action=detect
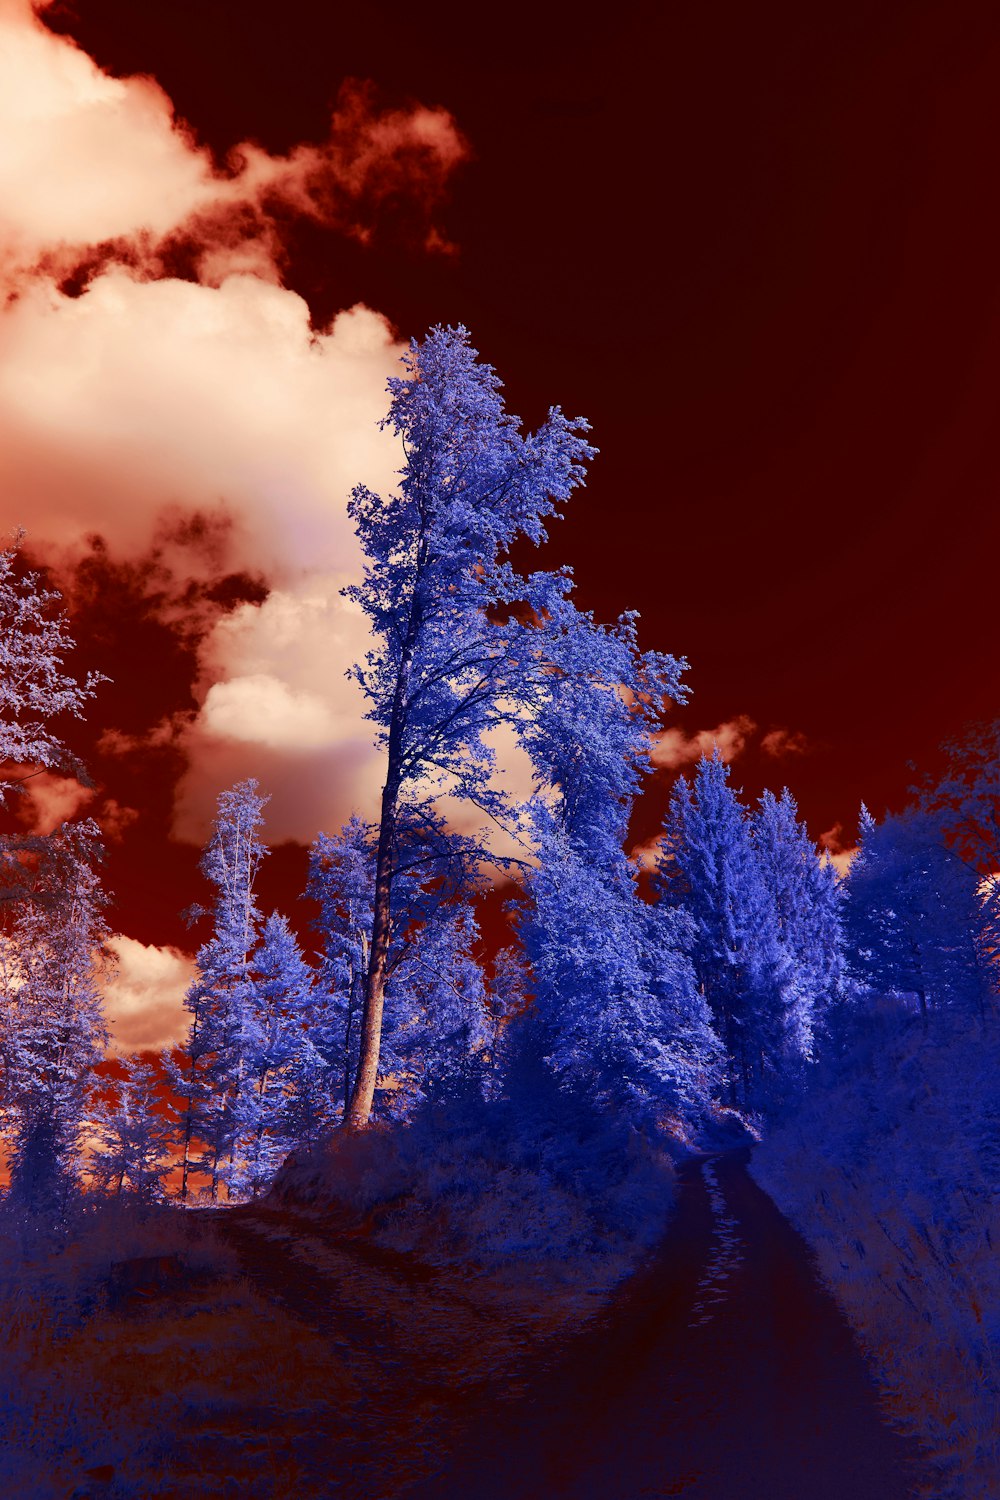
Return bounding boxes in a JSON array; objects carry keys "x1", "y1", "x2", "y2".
[
  {"x1": 523, "y1": 805, "x2": 720, "y2": 1128},
  {"x1": 1, "y1": 822, "x2": 110, "y2": 1216},
  {"x1": 91, "y1": 1053, "x2": 175, "y2": 1203},
  {"x1": 915, "y1": 720, "x2": 1000, "y2": 1009},
  {"x1": 659, "y1": 753, "x2": 783, "y2": 1106},
  {"x1": 177, "y1": 779, "x2": 268, "y2": 1199},
  {"x1": 751, "y1": 788, "x2": 844, "y2": 1063},
  {"x1": 514, "y1": 599, "x2": 718, "y2": 1129},
  {"x1": 228, "y1": 912, "x2": 316, "y2": 1197},
  {"x1": 844, "y1": 806, "x2": 986, "y2": 1020}
]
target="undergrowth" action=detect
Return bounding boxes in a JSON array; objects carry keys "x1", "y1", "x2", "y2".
[{"x1": 752, "y1": 1009, "x2": 1000, "y2": 1499}]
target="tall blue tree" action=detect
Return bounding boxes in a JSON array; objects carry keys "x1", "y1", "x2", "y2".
[
  {"x1": 515, "y1": 606, "x2": 719, "y2": 1128},
  {"x1": 342, "y1": 325, "x2": 597, "y2": 1126}
]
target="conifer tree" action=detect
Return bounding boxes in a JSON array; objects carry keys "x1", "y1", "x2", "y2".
[
  {"x1": 659, "y1": 753, "x2": 783, "y2": 1105},
  {"x1": 844, "y1": 806, "x2": 987, "y2": 1020},
  {"x1": 228, "y1": 912, "x2": 316, "y2": 1197},
  {"x1": 751, "y1": 788, "x2": 843, "y2": 1062},
  {"x1": 1, "y1": 822, "x2": 110, "y2": 1215},
  {"x1": 915, "y1": 720, "x2": 1000, "y2": 1007},
  {"x1": 516, "y1": 607, "x2": 719, "y2": 1127},
  {"x1": 91, "y1": 1053, "x2": 175, "y2": 1203},
  {"x1": 176, "y1": 779, "x2": 267, "y2": 1199}
]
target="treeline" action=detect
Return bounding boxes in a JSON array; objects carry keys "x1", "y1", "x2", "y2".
[{"x1": 0, "y1": 328, "x2": 997, "y2": 1218}]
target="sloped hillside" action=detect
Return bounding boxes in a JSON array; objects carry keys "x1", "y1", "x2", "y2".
[{"x1": 752, "y1": 1011, "x2": 1000, "y2": 1499}]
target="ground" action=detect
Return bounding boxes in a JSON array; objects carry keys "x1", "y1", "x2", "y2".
[{"x1": 0, "y1": 1148, "x2": 930, "y2": 1499}]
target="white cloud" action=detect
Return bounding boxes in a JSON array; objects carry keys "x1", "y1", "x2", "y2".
[
  {"x1": 169, "y1": 577, "x2": 384, "y2": 842},
  {"x1": 201, "y1": 676, "x2": 343, "y2": 751},
  {"x1": 0, "y1": 273, "x2": 401, "y2": 576},
  {"x1": 651, "y1": 714, "x2": 757, "y2": 770},
  {"x1": 0, "y1": 2, "x2": 466, "y2": 286},
  {"x1": 102, "y1": 934, "x2": 195, "y2": 1051},
  {"x1": 0, "y1": 1, "x2": 514, "y2": 863}
]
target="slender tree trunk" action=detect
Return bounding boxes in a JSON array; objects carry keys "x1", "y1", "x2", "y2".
[
  {"x1": 344, "y1": 604, "x2": 418, "y2": 1130},
  {"x1": 343, "y1": 510, "x2": 425, "y2": 1130},
  {"x1": 346, "y1": 785, "x2": 397, "y2": 1128},
  {"x1": 342, "y1": 929, "x2": 368, "y2": 1115},
  {"x1": 179, "y1": 1071, "x2": 196, "y2": 1201}
]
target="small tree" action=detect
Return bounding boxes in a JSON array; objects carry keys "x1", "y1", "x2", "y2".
[
  {"x1": 91, "y1": 1053, "x2": 175, "y2": 1203},
  {"x1": 228, "y1": 912, "x2": 316, "y2": 1198},
  {"x1": 176, "y1": 779, "x2": 268, "y2": 1199},
  {"x1": 307, "y1": 818, "x2": 378, "y2": 1115}
]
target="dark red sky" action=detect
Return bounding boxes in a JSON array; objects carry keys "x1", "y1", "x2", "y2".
[{"x1": 28, "y1": 0, "x2": 1000, "y2": 937}]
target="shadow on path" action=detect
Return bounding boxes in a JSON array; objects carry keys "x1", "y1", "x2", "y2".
[{"x1": 404, "y1": 1149, "x2": 925, "y2": 1500}]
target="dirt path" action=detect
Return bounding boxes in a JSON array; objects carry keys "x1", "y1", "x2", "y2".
[{"x1": 403, "y1": 1150, "x2": 925, "y2": 1500}]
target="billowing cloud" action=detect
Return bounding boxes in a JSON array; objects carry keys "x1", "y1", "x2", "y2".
[
  {"x1": 170, "y1": 578, "x2": 384, "y2": 842},
  {"x1": 0, "y1": 1, "x2": 466, "y2": 286},
  {"x1": 102, "y1": 934, "x2": 195, "y2": 1051},
  {"x1": 0, "y1": 273, "x2": 407, "y2": 846},
  {"x1": 0, "y1": 1, "x2": 475, "y2": 855},
  {"x1": 651, "y1": 715, "x2": 757, "y2": 771},
  {"x1": 0, "y1": 3, "x2": 568, "y2": 871},
  {"x1": 0, "y1": 275, "x2": 401, "y2": 575}
]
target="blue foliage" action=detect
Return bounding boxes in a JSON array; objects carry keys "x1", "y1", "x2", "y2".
[
  {"x1": 751, "y1": 787, "x2": 844, "y2": 1062},
  {"x1": 844, "y1": 805, "x2": 989, "y2": 1020},
  {"x1": 1, "y1": 821, "x2": 109, "y2": 1218},
  {"x1": 307, "y1": 811, "x2": 489, "y2": 1121},
  {"x1": 659, "y1": 756, "x2": 843, "y2": 1106},
  {"x1": 345, "y1": 323, "x2": 598, "y2": 836},
  {"x1": 513, "y1": 598, "x2": 719, "y2": 1129}
]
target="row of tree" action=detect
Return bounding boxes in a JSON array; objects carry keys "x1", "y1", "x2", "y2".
[{"x1": 0, "y1": 327, "x2": 997, "y2": 1215}]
